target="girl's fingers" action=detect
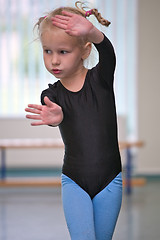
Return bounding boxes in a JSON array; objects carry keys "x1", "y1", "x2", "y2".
[
  {"x1": 26, "y1": 112, "x2": 45, "y2": 126},
  {"x1": 52, "y1": 15, "x2": 69, "y2": 21},
  {"x1": 25, "y1": 107, "x2": 41, "y2": 114},
  {"x1": 52, "y1": 17, "x2": 68, "y2": 25},
  {"x1": 43, "y1": 96, "x2": 54, "y2": 107},
  {"x1": 51, "y1": 11, "x2": 74, "y2": 30},
  {"x1": 26, "y1": 114, "x2": 41, "y2": 120},
  {"x1": 61, "y1": 10, "x2": 74, "y2": 17},
  {"x1": 52, "y1": 21, "x2": 67, "y2": 30},
  {"x1": 30, "y1": 121, "x2": 44, "y2": 126},
  {"x1": 52, "y1": 15, "x2": 69, "y2": 29},
  {"x1": 27, "y1": 104, "x2": 42, "y2": 110}
]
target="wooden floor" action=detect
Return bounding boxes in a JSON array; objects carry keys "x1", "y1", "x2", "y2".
[{"x1": 0, "y1": 179, "x2": 160, "y2": 240}]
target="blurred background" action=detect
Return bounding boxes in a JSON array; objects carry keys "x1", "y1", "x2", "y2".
[{"x1": 0, "y1": 0, "x2": 160, "y2": 239}]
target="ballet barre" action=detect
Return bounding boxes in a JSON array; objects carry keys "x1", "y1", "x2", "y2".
[{"x1": 0, "y1": 138, "x2": 144, "y2": 194}]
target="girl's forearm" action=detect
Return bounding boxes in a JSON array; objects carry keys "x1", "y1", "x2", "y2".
[{"x1": 87, "y1": 26, "x2": 104, "y2": 44}]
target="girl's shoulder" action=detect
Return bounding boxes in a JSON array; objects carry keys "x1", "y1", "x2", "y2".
[
  {"x1": 41, "y1": 80, "x2": 60, "y2": 105},
  {"x1": 42, "y1": 80, "x2": 61, "y2": 94},
  {"x1": 48, "y1": 80, "x2": 61, "y2": 90}
]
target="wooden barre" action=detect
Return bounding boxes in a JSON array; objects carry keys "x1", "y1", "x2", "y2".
[
  {"x1": 119, "y1": 141, "x2": 144, "y2": 149},
  {"x1": 0, "y1": 177, "x2": 146, "y2": 187},
  {"x1": 0, "y1": 138, "x2": 64, "y2": 149},
  {"x1": 0, "y1": 138, "x2": 144, "y2": 150}
]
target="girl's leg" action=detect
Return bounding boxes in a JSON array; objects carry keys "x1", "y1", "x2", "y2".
[
  {"x1": 61, "y1": 174, "x2": 96, "y2": 240},
  {"x1": 93, "y1": 172, "x2": 123, "y2": 240}
]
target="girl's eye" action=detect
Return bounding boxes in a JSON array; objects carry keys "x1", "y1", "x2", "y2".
[
  {"x1": 44, "y1": 50, "x2": 52, "y2": 54},
  {"x1": 60, "y1": 50, "x2": 68, "y2": 54}
]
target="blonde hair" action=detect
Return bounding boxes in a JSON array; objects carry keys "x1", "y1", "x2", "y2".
[
  {"x1": 35, "y1": 1, "x2": 110, "y2": 35},
  {"x1": 75, "y1": 1, "x2": 110, "y2": 26}
]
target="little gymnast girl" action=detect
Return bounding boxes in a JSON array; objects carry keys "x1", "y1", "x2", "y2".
[{"x1": 25, "y1": 2, "x2": 122, "y2": 239}]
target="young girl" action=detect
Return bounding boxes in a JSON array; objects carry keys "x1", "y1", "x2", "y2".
[{"x1": 25, "y1": 2, "x2": 122, "y2": 239}]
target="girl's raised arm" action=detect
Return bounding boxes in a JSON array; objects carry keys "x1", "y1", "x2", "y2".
[{"x1": 51, "y1": 11, "x2": 104, "y2": 44}]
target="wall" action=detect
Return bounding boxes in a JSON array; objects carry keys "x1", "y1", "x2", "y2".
[
  {"x1": 137, "y1": 0, "x2": 160, "y2": 174},
  {"x1": 0, "y1": 118, "x2": 64, "y2": 168}
]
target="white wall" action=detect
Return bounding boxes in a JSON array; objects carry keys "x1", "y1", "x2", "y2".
[
  {"x1": 0, "y1": 118, "x2": 64, "y2": 168},
  {"x1": 137, "y1": 0, "x2": 160, "y2": 174}
]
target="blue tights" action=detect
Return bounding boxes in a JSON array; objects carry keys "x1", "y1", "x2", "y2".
[{"x1": 61, "y1": 172, "x2": 122, "y2": 240}]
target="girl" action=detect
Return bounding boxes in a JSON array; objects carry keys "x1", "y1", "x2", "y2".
[{"x1": 25, "y1": 2, "x2": 122, "y2": 239}]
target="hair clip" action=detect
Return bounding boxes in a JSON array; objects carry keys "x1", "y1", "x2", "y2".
[{"x1": 85, "y1": 9, "x2": 93, "y2": 17}]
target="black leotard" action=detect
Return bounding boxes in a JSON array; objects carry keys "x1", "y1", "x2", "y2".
[{"x1": 41, "y1": 34, "x2": 122, "y2": 199}]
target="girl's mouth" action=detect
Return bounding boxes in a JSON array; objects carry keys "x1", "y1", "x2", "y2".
[{"x1": 52, "y1": 69, "x2": 61, "y2": 74}]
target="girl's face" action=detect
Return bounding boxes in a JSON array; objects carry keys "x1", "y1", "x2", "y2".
[{"x1": 40, "y1": 27, "x2": 89, "y2": 81}]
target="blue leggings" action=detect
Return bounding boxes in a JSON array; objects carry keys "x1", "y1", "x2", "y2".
[{"x1": 61, "y1": 172, "x2": 122, "y2": 240}]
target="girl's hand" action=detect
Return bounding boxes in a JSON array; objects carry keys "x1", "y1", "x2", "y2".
[
  {"x1": 52, "y1": 11, "x2": 93, "y2": 38},
  {"x1": 51, "y1": 11, "x2": 104, "y2": 43},
  {"x1": 25, "y1": 96, "x2": 63, "y2": 126}
]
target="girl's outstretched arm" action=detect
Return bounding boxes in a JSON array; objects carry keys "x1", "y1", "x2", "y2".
[
  {"x1": 25, "y1": 96, "x2": 63, "y2": 126},
  {"x1": 51, "y1": 11, "x2": 104, "y2": 44}
]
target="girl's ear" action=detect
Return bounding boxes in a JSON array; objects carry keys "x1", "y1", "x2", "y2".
[{"x1": 82, "y1": 42, "x2": 92, "y2": 60}]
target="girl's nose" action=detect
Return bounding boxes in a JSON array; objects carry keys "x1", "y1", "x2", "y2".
[{"x1": 52, "y1": 54, "x2": 60, "y2": 66}]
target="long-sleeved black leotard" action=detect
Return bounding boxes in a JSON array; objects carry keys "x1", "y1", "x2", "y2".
[{"x1": 41, "y1": 34, "x2": 122, "y2": 199}]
